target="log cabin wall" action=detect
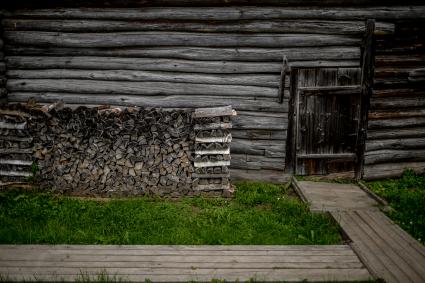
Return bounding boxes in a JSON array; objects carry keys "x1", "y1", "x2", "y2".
[
  {"x1": 364, "y1": 19, "x2": 425, "y2": 180},
  {"x1": 1, "y1": 3, "x2": 424, "y2": 181}
]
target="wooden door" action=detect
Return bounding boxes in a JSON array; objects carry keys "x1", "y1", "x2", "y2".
[{"x1": 291, "y1": 67, "x2": 362, "y2": 176}]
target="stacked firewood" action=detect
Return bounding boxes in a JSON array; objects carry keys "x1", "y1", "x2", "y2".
[{"x1": 193, "y1": 106, "x2": 236, "y2": 196}]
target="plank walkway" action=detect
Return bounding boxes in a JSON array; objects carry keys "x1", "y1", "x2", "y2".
[
  {"x1": 0, "y1": 245, "x2": 372, "y2": 282},
  {"x1": 294, "y1": 179, "x2": 425, "y2": 283}
]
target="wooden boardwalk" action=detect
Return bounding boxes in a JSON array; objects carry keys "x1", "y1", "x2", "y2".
[
  {"x1": 0, "y1": 245, "x2": 371, "y2": 282},
  {"x1": 294, "y1": 179, "x2": 425, "y2": 283}
]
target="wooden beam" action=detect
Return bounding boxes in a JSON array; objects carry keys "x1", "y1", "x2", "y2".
[
  {"x1": 297, "y1": 153, "x2": 357, "y2": 160},
  {"x1": 284, "y1": 69, "x2": 298, "y2": 173},
  {"x1": 278, "y1": 56, "x2": 289, "y2": 104},
  {"x1": 193, "y1": 106, "x2": 233, "y2": 118},
  {"x1": 356, "y1": 19, "x2": 375, "y2": 180}
]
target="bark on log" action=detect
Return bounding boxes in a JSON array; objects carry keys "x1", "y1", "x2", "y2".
[
  {"x1": 9, "y1": 7, "x2": 425, "y2": 20},
  {"x1": 6, "y1": 92, "x2": 289, "y2": 112},
  {"x1": 4, "y1": 31, "x2": 360, "y2": 48},
  {"x1": 6, "y1": 69, "x2": 280, "y2": 87},
  {"x1": 365, "y1": 149, "x2": 425, "y2": 165},
  {"x1": 4, "y1": 46, "x2": 361, "y2": 62},
  {"x1": 6, "y1": 79, "x2": 278, "y2": 97},
  {"x1": 1, "y1": 19, "x2": 395, "y2": 35},
  {"x1": 366, "y1": 138, "x2": 425, "y2": 151}
]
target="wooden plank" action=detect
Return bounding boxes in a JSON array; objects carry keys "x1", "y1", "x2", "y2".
[
  {"x1": 298, "y1": 85, "x2": 361, "y2": 95},
  {"x1": 3, "y1": 46, "x2": 361, "y2": 62},
  {"x1": 195, "y1": 135, "x2": 232, "y2": 143},
  {"x1": 194, "y1": 184, "x2": 229, "y2": 191},
  {"x1": 7, "y1": 79, "x2": 278, "y2": 97},
  {"x1": 195, "y1": 148, "x2": 230, "y2": 155},
  {"x1": 193, "y1": 106, "x2": 233, "y2": 118},
  {"x1": 0, "y1": 170, "x2": 32, "y2": 177},
  {"x1": 0, "y1": 159, "x2": 32, "y2": 166},
  {"x1": 7, "y1": 69, "x2": 281, "y2": 87},
  {"x1": 192, "y1": 173, "x2": 230, "y2": 179},
  {"x1": 0, "y1": 121, "x2": 26, "y2": 129},
  {"x1": 194, "y1": 160, "x2": 230, "y2": 168},
  {"x1": 4, "y1": 31, "x2": 360, "y2": 48},
  {"x1": 194, "y1": 122, "x2": 232, "y2": 131},
  {"x1": 1, "y1": 19, "x2": 394, "y2": 35},
  {"x1": 9, "y1": 7, "x2": 425, "y2": 20}
]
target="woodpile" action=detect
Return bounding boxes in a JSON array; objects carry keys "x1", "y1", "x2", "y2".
[{"x1": 0, "y1": 103, "x2": 236, "y2": 196}]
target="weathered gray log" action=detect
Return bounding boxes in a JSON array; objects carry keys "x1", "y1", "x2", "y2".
[
  {"x1": 2, "y1": 19, "x2": 395, "y2": 35},
  {"x1": 369, "y1": 109, "x2": 425, "y2": 119},
  {"x1": 0, "y1": 148, "x2": 33, "y2": 155},
  {"x1": 192, "y1": 172, "x2": 230, "y2": 178},
  {"x1": 231, "y1": 138, "x2": 285, "y2": 157},
  {"x1": 363, "y1": 162, "x2": 425, "y2": 180},
  {"x1": 0, "y1": 159, "x2": 33, "y2": 166},
  {"x1": 0, "y1": 121, "x2": 26, "y2": 129},
  {"x1": 4, "y1": 31, "x2": 360, "y2": 48},
  {"x1": 365, "y1": 149, "x2": 425, "y2": 165},
  {"x1": 371, "y1": 96, "x2": 425, "y2": 109},
  {"x1": 0, "y1": 170, "x2": 32, "y2": 177},
  {"x1": 233, "y1": 114, "x2": 287, "y2": 130},
  {"x1": 375, "y1": 55, "x2": 425, "y2": 67},
  {"x1": 231, "y1": 154, "x2": 285, "y2": 170},
  {"x1": 232, "y1": 129, "x2": 286, "y2": 140},
  {"x1": 6, "y1": 56, "x2": 282, "y2": 73},
  {"x1": 194, "y1": 184, "x2": 229, "y2": 191},
  {"x1": 6, "y1": 92, "x2": 288, "y2": 112},
  {"x1": 7, "y1": 79, "x2": 278, "y2": 97},
  {"x1": 367, "y1": 128, "x2": 425, "y2": 140},
  {"x1": 368, "y1": 117, "x2": 425, "y2": 129},
  {"x1": 366, "y1": 138, "x2": 425, "y2": 151},
  {"x1": 10, "y1": 7, "x2": 425, "y2": 20},
  {"x1": 299, "y1": 85, "x2": 361, "y2": 96},
  {"x1": 193, "y1": 106, "x2": 234, "y2": 118},
  {"x1": 6, "y1": 69, "x2": 280, "y2": 87},
  {"x1": 230, "y1": 168, "x2": 289, "y2": 183},
  {"x1": 4, "y1": 46, "x2": 361, "y2": 62},
  {"x1": 373, "y1": 88, "x2": 425, "y2": 98}
]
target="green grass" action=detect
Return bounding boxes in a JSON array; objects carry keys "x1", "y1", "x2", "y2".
[
  {"x1": 0, "y1": 182, "x2": 341, "y2": 245},
  {"x1": 366, "y1": 170, "x2": 425, "y2": 244}
]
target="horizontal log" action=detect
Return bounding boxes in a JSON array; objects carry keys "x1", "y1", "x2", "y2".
[
  {"x1": 370, "y1": 96, "x2": 425, "y2": 110},
  {"x1": 0, "y1": 148, "x2": 33, "y2": 155},
  {"x1": 194, "y1": 184, "x2": 229, "y2": 191},
  {"x1": 366, "y1": 138, "x2": 425, "y2": 151},
  {"x1": 192, "y1": 173, "x2": 230, "y2": 179},
  {"x1": 232, "y1": 129, "x2": 286, "y2": 140},
  {"x1": 6, "y1": 69, "x2": 280, "y2": 87},
  {"x1": 297, "y1": 153, "x2": 356, "y2": 159},
  {"x1": 365, "y1": 149, "x2": 425, "y2": 165},
  {"x1": 409, "y1": 68, "x2": 425, "y2": 77},
  {"x1": 368, "y1": 117, "x2": 425, "y2": 129},
  {"x1": 9, "y1": 7, "x2": 425, "y2": 20},
  {"x1": 369, "y1": 109, "x2": 425, "y2": 119},
  {"x1": 367, "y1": 128, "x2": 425, "y2": 140},
  {"x1": 7, "y1": 92, "x2": 288, "y2": 112},
  {"x1": 231, "y1": 154, "x2": 285, "y2": 170},
  {"x1": 1, "y1": 19, "x2": 395, "y2": 35},
  {"x1": 6, "y1": 56, "x2": 282, "y2": 73},
  {"x1": 375, "y1": 55, "x2": 425, "y2": 67},
  {"x1": 7, "y1": 79, "x2": 278, "y2": 97},
  {"x1": 230, "y1": 168, "x2": 290, "y2": 183},
  {"x1": 0, "y1": 170, "x2": 32, "y2": 177},
  {"x1": 363, "y1": 161, "x2": 425, "y2": 180},
  {"x1": 4, "y1": 31, "x2": 360, "y2": 48},
  {"x1": 373, "y1": 88, "x2": 425, "y2": 98},
  {"x1": 0, "y1": 121, "x2": 26, "y2": 129},
  {"x1": 231, "y1": 138, "x2": 285, "y2": 157},
  {"x1": 0, "y1": 159, "x2": 33, "y2": 166},
  {"x1": 4, "y1": 46, "x2": 361, "y2": 62},
  {"x1": 233, "y1": 114, "x2": 288, "y2": 130},
  {"x1": 193, "y1": 106, "x2": 234, "y2": 118}
]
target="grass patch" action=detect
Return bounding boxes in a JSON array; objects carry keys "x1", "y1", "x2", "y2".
[
  {"x1": 0, "y1": 182, "x2": 341, "y2": 245},
  {"x1": 366, "y1": 170, "x2": 425, "y2": 244}
]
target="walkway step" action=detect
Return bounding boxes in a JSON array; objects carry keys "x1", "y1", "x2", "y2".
[
  {"x1": 0, "y1": 245, "x2": 372, "y2": 282},
  {"x1": 293, "y1": 179, "x2": 425, "y2": 283}
]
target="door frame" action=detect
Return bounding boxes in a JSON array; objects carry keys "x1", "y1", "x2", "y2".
[{"x1": 284, "y1": 19, "x2": 375, "y2": 178}]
